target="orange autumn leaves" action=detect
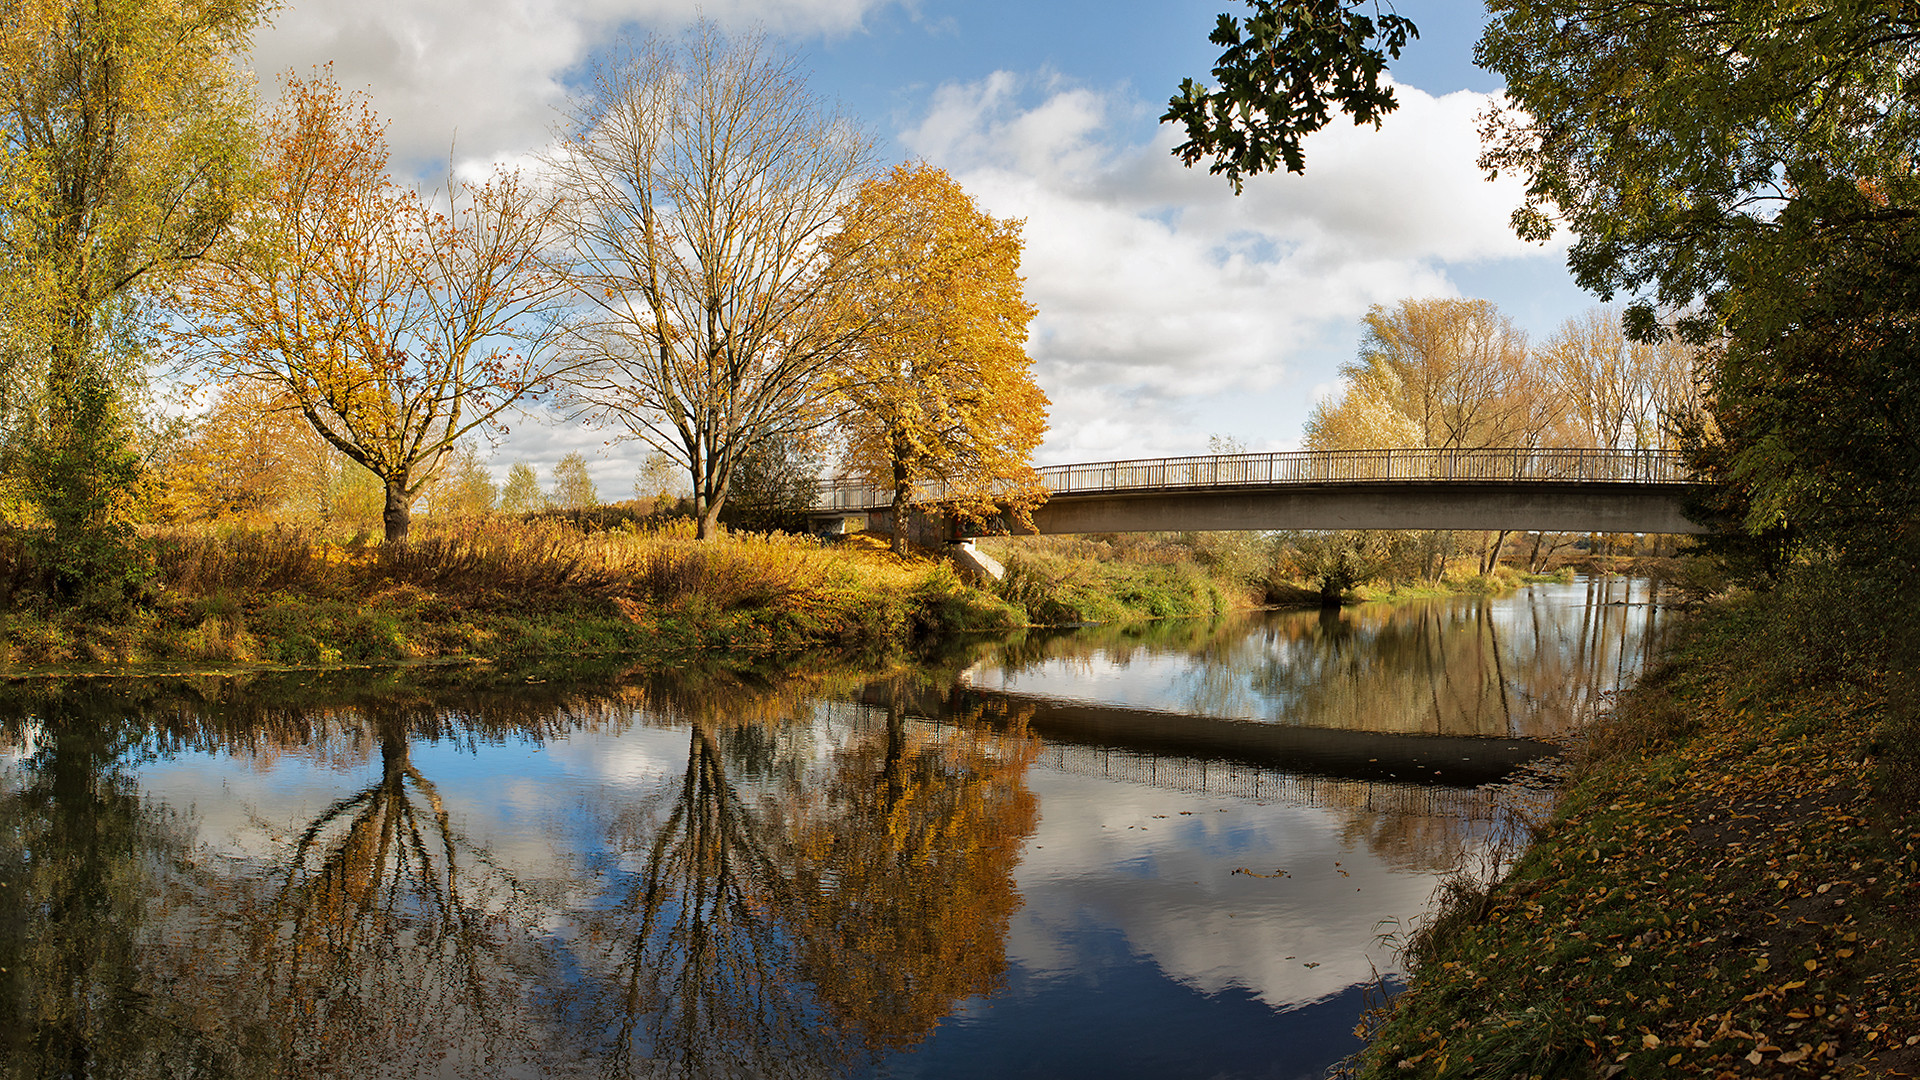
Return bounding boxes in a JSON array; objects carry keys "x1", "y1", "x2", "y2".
[
  {"x1": 179, "y1": 87, "x2": 1046, "y2": 544},
  {"x1": 828, "y1": 163, "x2": 1048, "y2": 550},
  {"x1": 177, "y1": 74, "x2": 567, "y2": 543}
]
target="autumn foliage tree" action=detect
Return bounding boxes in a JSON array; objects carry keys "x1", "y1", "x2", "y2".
[
  {"x1": 828, "y1": 163, "x2": 1047, "y2": 553},
  {"x1": 498, "y1": 462, "x2": 541, "y2": 514},
  {"x1": 177, "y1": 74, "x2": 569, "y2": 543},
  {"x1": 788, "y1": 693, "x2": 1040, "y2": 1053},
  {"x1": 1306, "y1": 298, "x2": 1548, "y2": 452},
  {"x1": 1304, "y1": 298, "x2": 1554, "y2": 578},
  {"x1": 1536, "y1": 308, "x2": 1698, "y2": 452},
  {"x1": 161, "y1": 378, "x2": 330, "y2": 522}
]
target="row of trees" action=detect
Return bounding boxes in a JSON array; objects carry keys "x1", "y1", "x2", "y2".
[
  {"x1": 2, "y1": 11, "x2": 1049, "y2": 606},
  {"x1": 180, "y1": 29, "x2": 1045, "y2": 550},
  {"x1": 1305, "y1": 298, "x2": 1697, "y2": 453},
  {"x1": 1296, "y1": 297, "x2": 1698, "y2": 585},
  {"x1": 162, "y1": 395, "x2": 625, "y2": 526}
]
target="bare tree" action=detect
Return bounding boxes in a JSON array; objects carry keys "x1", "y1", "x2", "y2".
[
  {"x1": 547, "y1": 25, "x2": 877, "y2": 538},
  {"x1": 1536, "y1": 306, "x2": 1705, "y2": 451}
]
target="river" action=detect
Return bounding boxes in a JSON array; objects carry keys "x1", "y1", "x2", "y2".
[{"x1": 0, "y1": 575, "x2": 1670, "y2": 1079}]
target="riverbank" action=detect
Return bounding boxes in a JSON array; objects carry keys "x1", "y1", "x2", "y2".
[
  {"x1": 975, "y1": 533, "x2": 1591, "y2": 623},
  {"x1": 1350, "y1": 587, "x2": 1920, "y2": 1078},
  {"x1": 2, "y1": 520, "x2": 1628, "y2": 676},
  {"x1": 0, "y1": 521, "x2": 1022, "y2": 672}
]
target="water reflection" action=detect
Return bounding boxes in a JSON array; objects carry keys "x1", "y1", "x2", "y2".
[
  {"x1": 963, "y1": 576, "x2": 1669, "y2": 740},
  {"x1": 0, "y1": 695, "x2": 212, "y2": 1077},
  {"x1": 0, "y1": 672, "x2": 1044, "y2": 1078},
  {"x1": 0, "y1": 579, "x2": 1671, "y2": 1079}
]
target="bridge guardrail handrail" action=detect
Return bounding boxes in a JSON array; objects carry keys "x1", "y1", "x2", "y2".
[{"x1": 809, "y1": 446, "x2": 1691, "y2": 513}]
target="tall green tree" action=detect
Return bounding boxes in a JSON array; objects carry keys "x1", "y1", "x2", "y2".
[
  {"x1": 1474, "y1": 1, "x2": 1920, "y2": 561},
  {"x1": 499, "y1": 461, "x2": 542, "y2": 514},
  {"x1": 717, "y1": 432, "x2": 821, "y2": 534},
  {"x1": 549, "y1": 451, "x2": 599, "y2": 511},
  {"x1": 0, "y1": 0, "x2": 265, "y2": 599}
]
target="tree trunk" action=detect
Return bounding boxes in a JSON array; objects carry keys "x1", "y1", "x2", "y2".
[
  {"x1": 889, "y1": 461, "x2": 912, "y2": 556},
  {"x1": 888, "y1": 429, "x2": 915, "y2": 556},
  {"x1": 692, "y1": 458, "x2": 730, "y2": 539},
  {"x1": 383, "y1": 473, "x2": 412, "y2": 544},
  {"x1": 1484, "y1": 529, "x2": 1512, "y2": 574}
]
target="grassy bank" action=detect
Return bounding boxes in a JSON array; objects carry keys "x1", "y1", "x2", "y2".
[
  {"x1": 975, "y1": 533, "x2": 1581, "y2": 624},
  {"x1": 978, "y1": 534, "x2": 1249, "y2": 623},
  {"x1": 0, "y1": 521, "x2": 1022, "y2": 672},
  {"x1": 1351, "y1": 585, "x2": 1920, "y2": 1079}
]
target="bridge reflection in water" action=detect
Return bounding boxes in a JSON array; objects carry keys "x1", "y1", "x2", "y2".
[
  {"x1": 1036, "y1": 742, "x2": 1508, "y2": 823},
  {"x1": 908, "y1": 574, "x2": 1672, "y2": 832}
]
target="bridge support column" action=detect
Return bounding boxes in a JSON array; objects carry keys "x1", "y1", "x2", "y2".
[{"x1": 949, "y1": 540, "x2": 1005, "y2": 583}]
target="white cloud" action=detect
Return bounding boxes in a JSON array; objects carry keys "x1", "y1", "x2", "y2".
[
  {"x1": 248, "y1": 1, "x2": 1577, "y2": 472},
  {"x1": 248, "y1": 0, "x2": 904, "y2": 169},
  {"x1": 901, "y1": 71, "x2": 1567, "y2": 460}
]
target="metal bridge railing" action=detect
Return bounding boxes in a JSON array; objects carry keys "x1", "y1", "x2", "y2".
[{"x1": 811, "y1": 446, "x2": 1690, "y2": 513}]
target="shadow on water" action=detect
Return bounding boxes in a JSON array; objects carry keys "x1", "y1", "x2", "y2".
[{"x1": 0, "y1": 577, "x2": 1672, "y2": 1078}]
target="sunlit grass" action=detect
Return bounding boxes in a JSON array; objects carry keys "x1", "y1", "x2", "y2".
[{"x1": 0, "y1": 519, "x2": 1021, "y2": 669}]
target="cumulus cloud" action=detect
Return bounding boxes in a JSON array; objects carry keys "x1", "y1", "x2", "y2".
[
  {"x1": 248, "y1": 0, "x2": 903, "y2": 168},
  {"x1": 901, "y1": 71, "x2": 1567, "y2": 459}
]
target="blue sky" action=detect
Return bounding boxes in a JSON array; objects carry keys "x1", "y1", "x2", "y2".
[{"x1": 247, "y1": 0, "x2": 1600, "y2": 494}]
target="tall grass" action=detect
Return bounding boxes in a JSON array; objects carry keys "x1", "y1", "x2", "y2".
[
  {"x1": 980, "y1": 535, "x2": 1237, "y2": 624},
  {"x1": 0, "y1": 520, "x2": 1019, "y2": 669}
]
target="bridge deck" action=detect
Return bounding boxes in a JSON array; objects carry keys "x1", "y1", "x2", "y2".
[
  {"x1": 810, "y1": 447, "x2": 1700, "y2": 535},
  {"x1": 812, "y1": 446, "x2": 1688, "y2": 511}
]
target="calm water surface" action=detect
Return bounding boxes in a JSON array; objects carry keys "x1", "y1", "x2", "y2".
[{"x1": 0, "y1": 577, "x2": 1670, "y2": 1079}]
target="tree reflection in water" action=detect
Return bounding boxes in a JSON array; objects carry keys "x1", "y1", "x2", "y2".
[
  {"x1": 0, "y1": 692, "x2": 223, "y2": 1078},
  {"x1": 789, "y1": 683, "x2": 1039, "y2": 1057},
  {"x1": 0, "y1": 678, "x2": 602, "y2": 1078},
  {"x1": 575, "y1": 674, "x2": 1041, "y2": 1078},
  {"x1": 254, "y1": 707, "x2": 539, "y2": 1078},
  {"x1": 594, "y1": 714, "x2": 822, "y2": 1078},
  {"x1": 976, "y1": 577, "x2": 1670, "y2": 740},
  {"x1": 0, "y1": 669, "x2": 1046, "y2": 1077}
]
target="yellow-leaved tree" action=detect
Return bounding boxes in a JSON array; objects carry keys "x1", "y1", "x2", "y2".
[
  {"x1": 1304, "y1": 297, "x2": 1549, "y2": 452},
  {"x1": 829, "y1": 163, "x2": 1047, "y2": 554},
  {"x1": 177, "y1": 74, "x2": 570, "y2": 542},
  {"x1": 1303, "y1": 297, "x2": 1553, "y2": 579},
  {"x1": 159, "y1": 378, "x2": 338, "y2": 523}
]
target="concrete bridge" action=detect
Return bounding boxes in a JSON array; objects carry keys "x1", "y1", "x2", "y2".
[{"x1": 810, "y1": 447, "x2": 1701, "y2": 536}]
